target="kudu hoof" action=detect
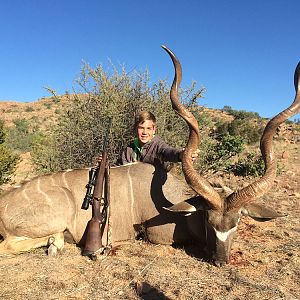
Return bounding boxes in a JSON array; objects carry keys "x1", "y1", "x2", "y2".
[{"x1": 47, "y1": 237, "x2": 58, "y2": 256}]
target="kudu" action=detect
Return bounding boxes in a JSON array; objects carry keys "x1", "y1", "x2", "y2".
[{"x1": 0, "y1": 47, "x2": 299, "y2": 265}]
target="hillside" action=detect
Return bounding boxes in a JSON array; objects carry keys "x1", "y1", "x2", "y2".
[
  {"x1": 0, "y1": 96, "x2": 70, "y2": 129},
  {"x1": 1, "y1": 95, "x2": 299, "y2": 136},
  {"x1": 0, "y1": 95, "x2": 234, "y2": 127}
]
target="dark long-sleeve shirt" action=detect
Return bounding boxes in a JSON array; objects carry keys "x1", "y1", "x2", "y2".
[{"x1": 119, "y1": 135, "x2": 181, "y2": 170}]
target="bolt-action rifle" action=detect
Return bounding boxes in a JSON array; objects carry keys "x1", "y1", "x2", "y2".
[{"x1": 81, "y1": 121, "x2": 111, "y2": 260}]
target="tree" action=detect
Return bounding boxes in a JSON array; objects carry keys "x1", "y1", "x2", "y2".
[
  {"x1": 32, "y1": 62, "x2": 206, "y2": 172},
  {"x1": 31, "y1": 61, "x2": 265, "y2": 180}
]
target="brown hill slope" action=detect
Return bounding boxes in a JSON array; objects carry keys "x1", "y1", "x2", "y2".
[
  {"x1": 0, "y1": 96, "x2": 70, "y2": 129},
  {"x1": 1, "y1": 95, "x2": 299, "y2": 137},
  {"x1": 0, "y1": 95, "x2": 234, "y2": 128}
]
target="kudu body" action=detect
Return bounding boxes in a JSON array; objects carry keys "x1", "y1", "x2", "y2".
[
  {"x1": 0, "y1": 47, "x2": 299, "y2": 265},
  {"x1": 0, "y1": 163, "x2": 201, "y2": 255}
]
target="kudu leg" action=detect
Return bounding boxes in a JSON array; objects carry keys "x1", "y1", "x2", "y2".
[
  {"x1": 0, "y1": 232, "x2": 64, "y2": 256},
  {"x1": 47, "y1": 232, "x2": 65, "y2": 256}
]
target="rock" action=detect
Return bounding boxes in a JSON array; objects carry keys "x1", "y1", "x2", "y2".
[
  {"x1": 281, "y1": 151, "x2": 289, "y2": 159},
  {"x1": 135, "y1": 281, "x2": 153, "y2": 295},
  {"x1": 259, "y1": 257, "x2": 270, "y2": 265}
]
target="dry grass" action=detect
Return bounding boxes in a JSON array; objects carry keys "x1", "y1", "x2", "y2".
[{"x1": 0, "y1": 218, "x2": 299, "y2": 300}]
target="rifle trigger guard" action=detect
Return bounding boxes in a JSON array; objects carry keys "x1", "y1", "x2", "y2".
[
  {"x1": 93, "y1": 197, "x2": 105, "y2": 205},
  {"x1": 100, "y1": 197, "x2": 106, "y2": 205}
]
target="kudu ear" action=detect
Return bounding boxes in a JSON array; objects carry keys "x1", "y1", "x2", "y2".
[
  {"x1": 241, "y1": 203, "x2": 287, "y2": 221},
  {"x1": 163, "y1": 197, "x2": 210, "y2": 216}
]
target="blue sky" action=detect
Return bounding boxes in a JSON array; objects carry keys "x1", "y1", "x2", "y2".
[{"x1": 0, "y1": 0, "x2": 299, "y2": 119}]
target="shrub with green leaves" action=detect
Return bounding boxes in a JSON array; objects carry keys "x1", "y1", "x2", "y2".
[
  {"x1": 0, "y1": 120, "x2": 19, "y2": 186},
  {"x1": 0, "y1": 120, "x2": 5, "y2": 144},
  {"x1": 25, "y1": 106, "x2": 34, "y2": 112},
  {"x1": 32, "y1": 62, "x2": 206, "y2": 172},
  {"x1": 0, "y1": 145, "x2": 19, "y2": 185},
  {"x1": 222, "y1": 106, "x2": 261, "y2": 120},
  {"x1": 227, "y1": 152, "x2": 265, "y2": 177},
  {"x1": 31, "y1": 133, "x2": 57, "y2": 173},
  {"x1": 5, "y1": 118, "x2": 42, "y2": 153},
  {"x1": 197, "y1": 134, "x2": 245, "y2": 175},
  {"x1": 31, "y1": 61, "x2": 266, "y2": 180},
  {"x1": 215, "y1": 117, "x2": 264, "y2": 144}
]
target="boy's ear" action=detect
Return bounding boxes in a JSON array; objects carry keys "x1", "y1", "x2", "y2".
[{"x1": 153, "y1": 125, "x2": 156, "y2": 133}]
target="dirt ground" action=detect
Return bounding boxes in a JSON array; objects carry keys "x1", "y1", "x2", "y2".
[{"x1": 0, "y1": 143, "x2": 299, "y2": 300}]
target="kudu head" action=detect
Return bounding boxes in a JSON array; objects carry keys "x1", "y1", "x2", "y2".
[{"x1": 162, "y1": 45, "x2": 300, "y2": 265}]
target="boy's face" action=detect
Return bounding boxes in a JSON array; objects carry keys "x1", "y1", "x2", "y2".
[{"x1": 136, "y1": 120, "x2": 156, "y2": 146}]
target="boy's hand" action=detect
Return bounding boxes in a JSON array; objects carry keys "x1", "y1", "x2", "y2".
[
  {"x1": 97, "y1": 154, "x2": 103, "y2": 164},
  {"x1": 191, "y1": 149, "x2": 200, "y2": 162},
  {"x1": 180, "y1": 149, "x2": 200, "y2": 163}
]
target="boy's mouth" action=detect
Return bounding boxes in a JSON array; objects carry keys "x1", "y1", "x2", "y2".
[{"x1": 140, "y1": 136, "x2": 150, "y2": 142}]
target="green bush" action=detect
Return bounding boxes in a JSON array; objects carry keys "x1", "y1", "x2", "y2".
[
  {"x1": 218, "y1": 106, "x2": 264, "y2": 144},
  {"x1": 32, "y1": 63, "x2": 206, "y2": 172},
  {"x1": 31, "y1": 133, "x2": 57, "y2": 173},
  {"x1": 215, "y1": 118, "x2": 264, "y2": 144},
  {"x1": 222, "y1": 106, "x2": 261, "y2": 120},
  {"x1": 5, "y1": 118, "x2": 42, "y2": 153},
  {"x1": 43, "y1": 103, "x2": 52, "y2": 109},
  {"x1": 31, "y1": 61, "x2": 268, "y2": 179},
  {"x1": 0, "y1": 144, "x2": 19, "y2": 185},
  {"x1": 227, "y1": 152, "x2": 265, "y2": 177},
  {"x1": 0, "y1": 120, "x2": 5, "y2": 144},
  {"x1": 51, "y1": 97, "x2": 60, "y2": 104},
  {"x1": 197, "y1": 134, "x2": 245, "y2": 175},
  {"x1": 25, "y1": 106, "x2": 34, "y2": 112},
  {"x1": 0, "y1": 120, "x2": 19, "y2": 186}
]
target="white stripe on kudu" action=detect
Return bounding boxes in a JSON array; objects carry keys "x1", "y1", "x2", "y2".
[{"x1": 214, "y1": 226, "x2": 237, "y2": 242}]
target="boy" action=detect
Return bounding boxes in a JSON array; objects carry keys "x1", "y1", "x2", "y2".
[{"x1": 117, "y1": 111, "x2": 198, "y2": 170}]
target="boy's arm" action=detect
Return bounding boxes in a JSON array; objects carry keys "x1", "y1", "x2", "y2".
[
  {"x1": 158, "y1": 139, "x2": 199, "y2": 163},
  {"x1": 118, "y1": 144, "x2": 135, "y2": 165},
  {"x1": 157, "y1": 140, "x2": 182, "y2": 163}
]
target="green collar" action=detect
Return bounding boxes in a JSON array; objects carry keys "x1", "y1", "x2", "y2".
[
  {"x1": 133, "y1": 135, "x2": 155, "y2": 160},
  {"x1": 134, "y1": 138, "x2": 143, "y2": 154},
  {"x1": 133, "y1": 138, "x2": 143, "y2": 160}
]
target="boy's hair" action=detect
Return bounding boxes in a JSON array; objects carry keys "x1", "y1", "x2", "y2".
[{"x1": 134, "y1": 111, "x2": 156, "y2": 129}]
